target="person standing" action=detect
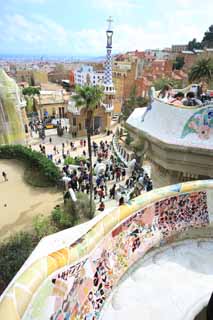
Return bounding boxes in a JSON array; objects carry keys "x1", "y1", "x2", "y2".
[
  {"x1": 109, "y1": 184, "x2": 116, "y2": 199},
  {"x1": 98, "y1": 201, "x2": 105, "y2": 212},
  {"x1": 116, "y1": 168, "x2": 121, "y2": 182},
  {"x1": 121, "y1": 168, "x2": 126, "y2": 181},
  {"x1": 98, "y1": 186, "x2": 105, "y2": 202},
  {"x1": 2, "y1": 171, "x2": 8, "y2": 182},
  {"x1": 119, "y1": 196, "x2": 124, "y2": 206}
]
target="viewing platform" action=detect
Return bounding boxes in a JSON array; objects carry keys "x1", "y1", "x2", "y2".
[{"x1": 127, "y1": 98, "x2": 213, "y2": 187}]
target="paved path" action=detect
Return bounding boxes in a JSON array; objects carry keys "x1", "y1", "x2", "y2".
[{"x1": 0, "y1": 160, "x2": 62, "y2": 240}]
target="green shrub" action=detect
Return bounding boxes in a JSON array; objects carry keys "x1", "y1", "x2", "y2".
[
  {"x1": 51, "y1": 207, "x2": 62, "y2": 225},
  {"x1": 0, "y1": 145, "x2": 60, "y2": 186},
  {"x1": 64, "y1": 192, "x2": 95, "y2": 221},
  {"x1": 59, "y1": 211, "x2": 75, "y2": 229},
  {"x1": 33, "y1": 215, "x2": 58, "y2": 240},
  {"x1": 125, "y1": 132, "x2": 133, "y2": 146},
  {"x1": 64, "y1": 156, "x2": 86, "y2": 166},
  {"x1": 0, "y1": 232, "x2": 36, "y2": 293},
  {"x1": 51, "y1": 206, "x2": 75, "y2": 230}
]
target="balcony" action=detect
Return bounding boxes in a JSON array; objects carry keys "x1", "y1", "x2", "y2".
[
  {"x1": 104, "y1": 87, "x2": 116, "y2": 95},
  {"x1": 102, "y1": 103, "x2": 114, "y2": 113}
]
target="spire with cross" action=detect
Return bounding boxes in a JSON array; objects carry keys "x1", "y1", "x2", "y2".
[
  {"x1": 104, "y1": 16, "x2": 115, "y2": 94},
  {"x1": 107, "y1": 16, "x2": 113, "y2": 31}
]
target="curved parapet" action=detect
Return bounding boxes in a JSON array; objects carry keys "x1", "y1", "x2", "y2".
[
  {"x1": 0, "y1": 69, "x2": 26, "y2": 145},
  {"x1": 127, "y1": 99, "x2": 213, "y2": 150},
  {"x1": 0, "y1": 180, "x2": 213, "y2": 319}
]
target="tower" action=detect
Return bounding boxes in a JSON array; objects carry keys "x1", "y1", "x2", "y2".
[{"x1": 103, "y1": 17, "x2": 115, "y2": 112}]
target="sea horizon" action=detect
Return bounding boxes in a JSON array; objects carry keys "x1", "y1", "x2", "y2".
[{"x1": 0, "y1": 53, "x2": 107, "y2": 62}]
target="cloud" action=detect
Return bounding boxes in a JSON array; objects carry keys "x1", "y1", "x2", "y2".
[
  {"x1": 174, "y1": 0, "x2": 193, "y2": 8},
  {"x1": 0, "y1": 14, "x2": 69, "y2": 52},
  {"x1": 69, "y1": 24, "x2": 169, "y2": 55},
  {"x1": 0, "y1": 0, "x2": 213, "y2": 55},
  {"x1": 92, "y1": 0, "x2": 143, "y2": 9}
]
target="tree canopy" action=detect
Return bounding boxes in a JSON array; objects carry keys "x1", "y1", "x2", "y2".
[
  {"x1": 187, "y1": 38, "x2": 203, "y2": 51},
  {"x1": 173, "y1": 56, "x2": 185, "y2": 70},
  {"x1": 22, "y1": 86, "x2": 40, "y2": 96},
  {"x1": 153, "y1": 77, "x2": 182, "y2": 91},
  {"x1": 202, "y1": 25, "x2": 213, "y2": 48},
  {"x1": 72, "y1": 85, "x2": 104, "y2": 111},
  {"x1": 187, "y1": 25, "x2": 213, "y2": 50},
  {"x1": 122, "y1": 85, "x2": 148, "y2": 120},
  {"x1": 188, "y1": 58, "x2": 213, "y2": 83}
]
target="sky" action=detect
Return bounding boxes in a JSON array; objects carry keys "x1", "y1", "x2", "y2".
[{"x1": 0, "y1": 0, "x2": 213, "y2": 56}]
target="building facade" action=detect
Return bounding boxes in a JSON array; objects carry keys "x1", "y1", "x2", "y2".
[
  {"x1": 112, "y1": 56, "x2": 138, "y2": 113},
  {"x1": 172, "y1": 44, "x2": 188, "y2": 53},
  {"x1": 34, "y1": 89, "x2": 69, "y2": 119},
  {"x1": 15, "y1": 70, "x2": 48, "y2": 86},
  {"x1": 67, "y1": 102, "x2": 111, "y2": 137},
  {"x1": 74, "y1": 65, "x2": 104, "y2": 87}
]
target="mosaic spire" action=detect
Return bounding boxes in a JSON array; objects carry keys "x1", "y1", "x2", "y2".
[{"x1": 104, "y1": 16, "x2": 115, "y2": 94}]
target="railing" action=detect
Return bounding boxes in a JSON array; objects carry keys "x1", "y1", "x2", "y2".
[
  {"x1": 102, "y1": 103, "x2": 114, "y2": 113},
  {"x1": 112, "y1": 134, "x2": 132, "y2": 167},
  {"x1": 1, "y1": 180, "x2": 213, "y2": 320}
]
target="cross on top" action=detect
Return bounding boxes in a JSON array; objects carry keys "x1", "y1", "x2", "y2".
[{"x1": 107, "y1": 16, "x2": 113, "y2": 30}]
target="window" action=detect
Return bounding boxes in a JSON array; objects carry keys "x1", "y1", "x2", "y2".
[
  {"x1": 73, "y1": 117, "x2": 76, "y2": 126},
  {"x1": 79, "y1": 123, "x2": 82, "y2": 130}
]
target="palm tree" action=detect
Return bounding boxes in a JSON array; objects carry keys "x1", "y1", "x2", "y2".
[
  {"x1": 72, "y1": 85, "x2": 104, "y2": 217},
  {"x1": 188, "y1": 58, "x2": 213, "y2": 83}
]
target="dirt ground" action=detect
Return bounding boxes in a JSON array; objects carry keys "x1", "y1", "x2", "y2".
[{"x1": 0, "y1": 159, "x2": 62, "y2": 240}]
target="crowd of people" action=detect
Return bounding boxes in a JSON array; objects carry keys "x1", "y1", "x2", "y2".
[
  {"x1": 27, "y1": 121, "x2": 154, "y2": 214},
  {"x1": 59, "y1": 140, "x2": 153, "y2": 211},
  {"x1": 158, "y1": 82, "x2": 212, "y2": 107}
]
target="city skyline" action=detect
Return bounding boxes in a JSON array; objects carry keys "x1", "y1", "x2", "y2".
[{"x1": 0, "y1": 0, "x2": 213, "y2": 56}]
